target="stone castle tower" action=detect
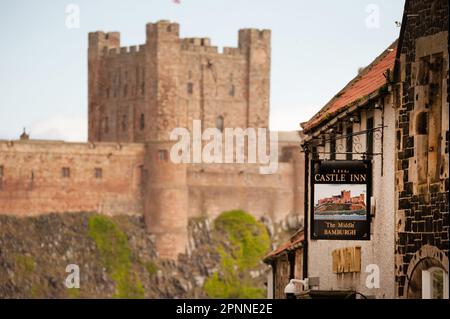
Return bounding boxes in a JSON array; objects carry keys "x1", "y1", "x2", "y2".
[{"x1": 88, "y1": 20, "x2": 271, "y2": 259}]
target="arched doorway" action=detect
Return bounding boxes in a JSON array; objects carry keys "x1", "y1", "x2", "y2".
[
  {"x1": 407, "y1": 258, "x2": 448, "y2": 299},
  {"x1": 405, "y1": 245, "x2": 449, "y2": 299}
]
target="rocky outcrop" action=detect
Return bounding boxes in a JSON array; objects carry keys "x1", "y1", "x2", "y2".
[{"x1": 0, "y1": 211, "x2": 297, "y2": 298}]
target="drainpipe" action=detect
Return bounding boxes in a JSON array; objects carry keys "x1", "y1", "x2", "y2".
[{"x1": 303, "y1": 148, "x2": 309, "y2": 279}]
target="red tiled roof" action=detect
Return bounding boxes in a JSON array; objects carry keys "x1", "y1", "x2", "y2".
[
  {"x1": 263, "y1": 232, "x2": 304, "y2": 262},
  {"x1": 302, "y1": 41, "x2": 397, "y2": 133}
]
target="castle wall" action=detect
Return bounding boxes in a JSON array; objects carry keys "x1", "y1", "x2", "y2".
[
  {"x1": 88, "y1": 31, "x2": 147, "y2": 143},
  {"x1": 0, "y1": 140, "x2": 145, "y2": 216},
  {"x1": 179, "y1": 45, "x2": 248, "y2": 131},
  {"x1": 178, "y1": 29, "x2": 270, "y2": 132},
  {"x1": 0, "y1": 137, "x2": 302, "y2": 223},
  {"x1": 184, "y1": 131, "x2": 303, "y2": 223},
  {"x1": 187, "y1": 162, "x2": 296, "y2": 222},
  {"x1": 88, "y1": 22, "x2": 271, "y2": 145}
]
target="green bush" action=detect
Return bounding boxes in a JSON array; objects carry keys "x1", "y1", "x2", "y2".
[
  {"x1": 145, "y1": 261, "x2": 158, "y2": 277},
  {"x1": 204, "y1": 210, "x2": 270, "y2": 299},
  {"x1": 15, "y1": 254, "x2": 36, "y2": 274},
  {"x1": 88, "y1": 215, "x2": 144, "y2": 298}
]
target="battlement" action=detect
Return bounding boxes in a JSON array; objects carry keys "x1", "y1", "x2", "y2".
[
  {"x1": 146, "y1": 20, "x2": 180, "y2": 41},
  {"x1": 102, "y1": 44, "x2": 146, "y2": 56},
  {"x1": 222, "y1": 47, "x2": 241, "y2": 56},
  {"x1": 0, "y1": 139, "x2": 145, "y2": 156},
  {"x1": 88, "y1": 31, "x2": 120, "y2": 55},
  {"x1": 180, "y1": 38, "x2": 245, "y2": 57},
  {"x1": 238, "y1": 28, "x2": 271, "y2": 52},
  {"x1": 182, "y1": 37, "x2": 211, "y2": 46},
  {"x1": 89, "y1": 22, "x2": 270, "y2": 60},
  {"x1": 180, "y1": 37, "x2": 218, "y2": 54}
]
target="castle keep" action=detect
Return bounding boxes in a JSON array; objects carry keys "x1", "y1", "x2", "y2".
[{"x1": 0, "y1": 21, "x2": 304, "y2": 260}]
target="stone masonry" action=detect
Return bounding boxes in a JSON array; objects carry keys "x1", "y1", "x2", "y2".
[{"x1": 394, "y1": 0, "x2": 449, "y2": 298}]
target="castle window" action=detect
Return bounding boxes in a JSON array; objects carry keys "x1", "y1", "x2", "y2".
[
  {"x1": 187, "y1": 82, "x2": 193, "y2": 94},
  {"x1": 216, "y1": 115, "x2": 224, "y2": 132},
  {"x1": 140, "y1": 113, "x2": 145, "y2": 130},
  {"x1": 95, "y1": 168, "x2": 103, "y2": 179},
  {"x1": 416, "y1": 112, "x2": 428, "y2": 135},
  {"x1": 280, "y1": 147, "x2": 292, "y2": 163},
  {"x1": 62, "y1": 167, "x2": 70, "y2": 178},
  {"x1": 138, "y1": 165, "x2": 145, "y2": 185},
  {"x1": 122, "y1": 115, "x2": 127, "y2": 132},
  {"x1": 229, "y1": 84, "x2": 235, "y2": 97},
  {"x1": 124, "y1": 84, "x2": 128, "y2": 97},
  {"x1": 106, "y1": 87, "x2": 110, "y2": 98},
  {"x1": 29, "y1": 171, "x2": 34, "y2": 190},
  {"x1": 102, "y1": 117, "x2": 109, "y2": 133},
  {"x1": 158, "y1": 150, "x2": 168, "y2": 162}
]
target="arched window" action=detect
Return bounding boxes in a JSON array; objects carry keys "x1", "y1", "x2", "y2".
[
  {"x1": 216, "y1": 115, "x2": 224, "y2": 132},
  {"x1": 407, "y1": 257, "x2": 449, "y2": 299}
]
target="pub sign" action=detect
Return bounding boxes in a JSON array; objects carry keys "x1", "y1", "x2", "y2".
[{"x1": 311, "y1": 160, "x2": 371, "y2": 240}]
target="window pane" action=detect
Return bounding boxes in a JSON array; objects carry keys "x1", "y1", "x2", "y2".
[{"x1": 432, "y1": 269, "x2": 444, "y2": 299}]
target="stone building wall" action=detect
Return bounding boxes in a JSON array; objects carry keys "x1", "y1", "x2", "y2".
[
  {"x1": 0, "y1": 137, "x2": 303, "y2": 222},
  {"x1": 187, "y1": 163, "x2": 297, "y2": 222},
  {"x1": 394, "y1": 0, "x2": 449, "y2": 298},
  {"x1": 88, "y1": 32, "x2": 147, "y2": 143},
  {"x1": 0, "y1": 140, "x2": 145, "y2": 216}
]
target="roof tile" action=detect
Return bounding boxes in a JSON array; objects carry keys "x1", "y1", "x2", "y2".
[{"x1": 302, "y1": 42, "x2": 397, "y2": 133}]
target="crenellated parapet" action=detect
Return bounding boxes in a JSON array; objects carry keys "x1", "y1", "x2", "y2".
[{"x1": 103, "y1": 45, "x2": 146, "y2": 56}]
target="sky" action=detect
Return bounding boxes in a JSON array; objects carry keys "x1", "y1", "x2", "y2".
[{"x1": 0, "y1": 0, "x2": 405, "y2": 142}]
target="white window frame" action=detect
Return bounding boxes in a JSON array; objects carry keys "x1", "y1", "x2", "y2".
[{"x1": 422, "y1": 267, "x2": 449, "y2": 299}]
